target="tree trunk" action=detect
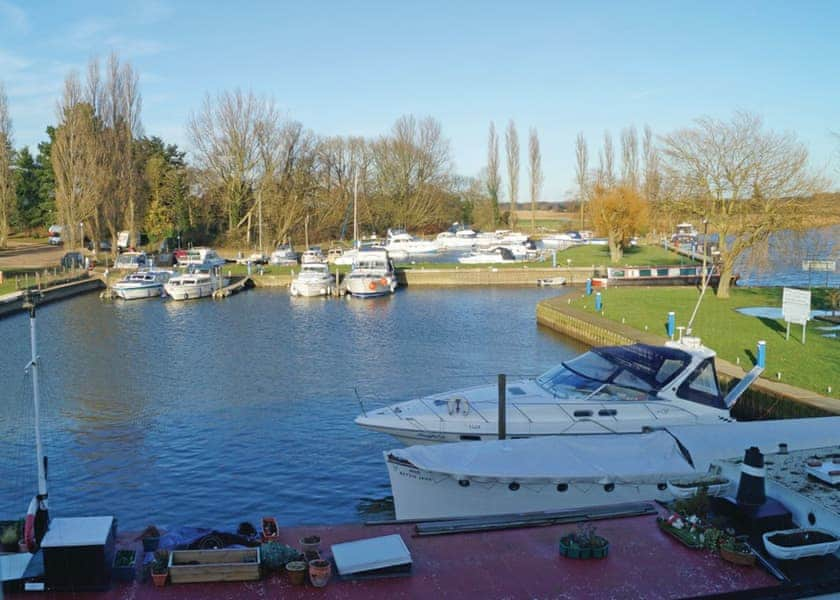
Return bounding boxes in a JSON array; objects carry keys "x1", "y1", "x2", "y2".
[
  {"x1": 715, "y1": 260, "x2": 734, "y2": 299},
  {"x1": 608, "y1": 234, "x2": 623, "y2": 263}
]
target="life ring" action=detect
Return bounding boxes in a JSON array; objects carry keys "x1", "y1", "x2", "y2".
[
  {"x1": 379, "y1": 277, "x2": 387, "y2": 286},
  {"x1": 368, "y1": 281, "x2": 377, "y2": 291},
  {"x1": 24, "y1": 496, "x2": 37, "y2": 551}
]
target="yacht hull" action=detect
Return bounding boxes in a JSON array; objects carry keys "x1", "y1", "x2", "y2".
[{"x1": 112, "y1": 283, "x2": 163, "y2": 300}]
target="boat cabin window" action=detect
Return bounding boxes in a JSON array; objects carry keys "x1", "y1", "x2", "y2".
[{"x1": 676, "y1": 358, "x2": 724, "y2": 409}]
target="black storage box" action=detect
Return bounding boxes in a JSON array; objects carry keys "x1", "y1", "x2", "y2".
[
  {"x1": 710, "y1": 496, "x2": 793, "y2": 540},
  {"x1": 40, "y1": 516, "x2": 116, "y2": 591}
]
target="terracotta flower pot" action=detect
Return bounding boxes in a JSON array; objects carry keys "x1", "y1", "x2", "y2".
[
  {"x1": 299, "y1": 535, "x2": 321, "y2": 553},
  {"x1": 308, "y1": 559, "x2": 331, "y2": 587},
  {"x1": 151, "y1": 570, "x2": 168, "y2": 587},
  {"x1": 286, "y1": 561, "x2": 307, "y2": 586}
]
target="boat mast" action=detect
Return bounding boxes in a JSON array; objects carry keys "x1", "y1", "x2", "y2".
[
  {"x1": 353, "y1": 169, "x2": 359, "y2": 249},
  {"x1": 22, "y1": 291, "x2": 49, "y2": 544}
]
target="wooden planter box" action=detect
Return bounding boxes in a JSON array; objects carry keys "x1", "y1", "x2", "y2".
[{"x1": 168, "y1": 548, "x2": 260, "y2": 584}]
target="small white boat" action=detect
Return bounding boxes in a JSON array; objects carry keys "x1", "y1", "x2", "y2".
[
  {"x1": 385, "y1": 417, "x2": 840, "y2": 521},
  {"x1": 300, "y1": 248, "x2": 327, "y2": 264},
  {"x1": 386, "y1": 229, "x2": 438, "y2": 255},
  {"x1": 474, "y1": 230, "x2": 528, "y2": 248},
  {"x1": 269, "y1": 243, "x2": 298, "y2": 266},
  {"x1": 164, "y1": 265, "x2": 228, "y2": 301},
  {"x1": 435, "y1": 229, "x2": 478, "y2": 250},
  {"x1": 536, "y1": 277, "x2": 566, "y2": 287},
  {"x1": 290, "y1": 263, "x2": 335, "y2": 297},
  {"x1": 111, "y1": 270, "x2": 172, "y2": 300},
  {"x1": 457, "y1": 247, "x2": 518, "y2": 264},
  {"x1": 112, "y1": 251, "x2": 148, "y2": 270},
  {"x1": 177, "y1": 247, "x2": 225, "y2": 268},
  {"x1": 345, "y1": 248, "x2": 397, "y2": 298},
  {"x1": 540, "y1": 233, "x2": 583, "y2": 250},
  {"x1": 356, "y1": 337, "x2": 762, "y2": 445}
]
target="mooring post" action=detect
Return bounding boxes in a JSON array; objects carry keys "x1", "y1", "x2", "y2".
[
  {"x1": 667, "y1": 312, "x2": 676, "y2": 339},
  {"x1": 757, "y1": 340, "x2": 766, "y2": 368},
  {"x1": 497, "y1": 374, "x2": 506, "y2": 441},
  {"x1": 585, "y1": 278, "x2": 592, "y2": 296},
  {"x1": 595, "y1": 291, "x2": 602, "y2": 312}
]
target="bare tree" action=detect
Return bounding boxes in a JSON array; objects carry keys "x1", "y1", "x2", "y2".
[
  {"x1": 642, "y1": 125, "x2": 663, "y2": 231},
  {"x1": 486, "y1": 122, "x2": 501, "y2": 226},
  {"x1": 574, "y1": 132, "x2": 588, "y2": 229},
  {"x1": 528, "y1": 128, "x2": 543, "y2": 232},
  {"x1": 52, "y1": 73, "x2": 100, "y2": 249},
  {"x1": 505, "y1": 120, "x2": 519, "y2": 228},
  {"x1": 187, "y1": 89, "x2": 265, "y2": 234},
  {"x1": 663, "y1": 111, "x2": 826, "y2": 298},
  {"x1": 0, "y1": 82, "x2": 15, "y2": 248},
  {"x1": 602, "y1": 131, "x2": 615, "y2": 188},
  {"x1": 621, "y1": 126, "x2": 639, "y2": 189}
]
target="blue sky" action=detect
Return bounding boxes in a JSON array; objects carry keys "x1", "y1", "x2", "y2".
[{"x1": 1, "y1": 0, "x2": 838, "y2": 200}]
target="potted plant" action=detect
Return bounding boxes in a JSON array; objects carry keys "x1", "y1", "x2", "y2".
[
  {"x1": 299, "y1": 534, "x2": 321, "y2": 554},
  {"x1": 559, "y1": 523, "x2": 609, "y2": 559},
  {"x1": 719, "y1": 537, "x2": 756, "y2": 566},
  {"x1": 1, "y1": 523, "x2": 19, "y2": 553},
  {"x1": 260, "y1": 541, "x2": 301, "y2": 574},
  {"x1": 150, "y1": 549, "x2": 169, "y2": 587},
  {"x1": 113, "y1": 549, "x2": 138, "y2": 581},
  {"x1": 763, "y1": 528, "x2": 840, "y2": 560},
  {"x1": 138, "y1": 525, "x2": 161, "y2": 552},
  {"x1": 308, "y1": 558, "x2": 331, "y2": 587},
  {"x1": 285, "y1": 560, "x2": 307, "y2": 586}
]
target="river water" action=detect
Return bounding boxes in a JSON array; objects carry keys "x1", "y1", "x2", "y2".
[{"x1": 1, "y1": 288, "x2": 583, "y2": 530}]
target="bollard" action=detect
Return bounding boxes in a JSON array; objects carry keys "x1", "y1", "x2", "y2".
[
  {"x1": 756, "y1": 340, "x2": 766, "y2": 368},
  {"x1": 595, "y1": 292, "x2": 602, "y2": 312},
  {"x1": 585, "y1": 278, "x2": 592, "y2": 296},
  {"x1": 247, "y1": 261, "x2": 252, "y2": 276},
  {"x1": 667, "y1": 312, "x2": 675, "y2": 339},
  {"x1": 551, "y1": 250, "x2": 557, "y2": 268}
]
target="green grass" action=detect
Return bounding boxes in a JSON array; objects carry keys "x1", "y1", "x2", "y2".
[
  {"x1": 556, "y1": 244, "x2": 689, "y2": 267},
  {"x1": 568, "y1": 286, "x2": 839, "y2": 399}
]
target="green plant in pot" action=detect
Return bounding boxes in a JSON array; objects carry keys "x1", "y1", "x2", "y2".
[
  {"x1": 559, "y1": 523, "x2": 610, "y2": 559},
  {"x1": 260, "y1": 542, "x2": 302, "y2": 573},
  {"x1": 1, "y1": 524, "x2": 19, "y2": 552},
  {"x1": 150, "y1": 549, "x2": 169, "y2": 587}
]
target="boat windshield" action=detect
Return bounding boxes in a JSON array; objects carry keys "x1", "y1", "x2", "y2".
[{"x1": 537, "y1": 344, "x2": 691, "y2": 399}]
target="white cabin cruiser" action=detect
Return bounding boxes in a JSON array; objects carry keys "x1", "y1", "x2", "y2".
[
  {"x1": 300, "y1": 247, "x2": 327, "y2": 264},
  {"x1": 386, "y1": 229, "x2": 438, "y2": 255},
  {"x1": 269, "y1": 243, "x2": 298, "y2": 266},
  {"x1": 457, "y1": 247, "x2": 519, "y2": 264},
  {"x1": 385, "y1": 417, "x2": 840, "y2": 520},
  {"x1": 290, "y1": 263, "x2": 335, "y2": 297},
  {"x1": 111, "y1": 269, "x2": 172, "y2": 300},
  {"x1": 164, "y1": 265, "x2": 227, "y2": 300},
  {"x1": 112, "y1": 251, "x2": 148, "y2": 270},
  {"x1": 435, "y1": 228, "x2": 478, "y2": 250},
  {"x1": 344, "y1": 248, "x2": 397, "y2": 298},
  {"x1": 178, "y1": 247, "x2": 225, "y2": 268},
  {"x1": 356, "y1": 339, "x2": 762, "y2": 445}
]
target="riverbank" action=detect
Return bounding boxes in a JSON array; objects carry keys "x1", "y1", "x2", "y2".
[
  {"x1": 537, "y1": 289, "x2": 840, "y2": 416},
  {"x1": 0, "y1": 276, "x2": 103, "y2": 318}
]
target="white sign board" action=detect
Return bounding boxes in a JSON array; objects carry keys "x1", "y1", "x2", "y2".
[
  {"x1": 802, "y1": 260, "x2": 836, "y2": 272},
  {"x1": 782, "y1": 287, "x2": 810, "y2": 326}
]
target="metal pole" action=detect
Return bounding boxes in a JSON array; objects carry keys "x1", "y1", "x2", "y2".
[
  {"x1": 353, "y1": 170, "x2": 359, "y2": 248},
  {"x1": 258, "y1": 187, "x2": 263, "y2": 256},
  {"x1": 25, "y1": 296, "x2": 47, "y2": 500},
  {"x1": 497, "y1": 374, "x2": 506, "y2": 441},
  {"x1": 701, "y1": 218, "x2": 708, "y2": 294}
]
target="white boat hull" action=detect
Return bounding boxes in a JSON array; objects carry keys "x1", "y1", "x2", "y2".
[
  {"x1": 346, "y1": 276, "x2": 396, "y2": 298},
  {"x1": 165, "y1": 282, "x2": 215, "y2": 300},
  {"x1": 290, "y1": 278, "x2": 333, "y2": 297},
  {"x1": 112, "y1": 283, "x2": 163, "y2": 300},
  {"x1": 386, "y1": 457, "x2": 673, "y2": 520}
]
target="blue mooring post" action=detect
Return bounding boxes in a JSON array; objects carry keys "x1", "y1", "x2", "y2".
[
  {"x1": 595, "y1": 292, "x2": 602, "y2": 312},
  {"x1": 667, "y1": 312, "x2": 676, "y2": 339},
  {"x1": 757, "y1": 340, "x2": 766, "y2": 368},
  {"x1": 586, "y1": 278, "x2": 592, "y2": 296}
]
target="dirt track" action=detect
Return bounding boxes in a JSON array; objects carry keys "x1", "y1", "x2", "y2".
[{"x1": 0, "y1": 241, "x2": 66, "y2": 269}]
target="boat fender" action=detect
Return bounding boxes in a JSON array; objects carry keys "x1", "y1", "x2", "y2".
[
  {"x1": 24, "y1": 495, "x2": 37, "y2": 551},
  {"x1": 379, "y1": 277, "x2": 387, "y2": 286},
  {"x1": 368, "y1": 281, "x2": 377, "y2": 291}
]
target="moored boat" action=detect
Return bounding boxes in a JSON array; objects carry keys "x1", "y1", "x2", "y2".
[
  {"x1": 345, "y1": 248, "x2": 397, "y2": 298},
  {"x1": 112, "y1": 251, "x2": 148, "y2": 270},
  {"x1": 290, "y1": 263, "x2": 335, "y2": 297},
  {"x1": 111, "y1": 269, "x2": 173, "y2": 300},
  {"x1": 386, "y1": 229, "x2": 438, "y2": 255},
  {"x1": 164, "y1": 265, "x2": 228, "y2": 301}
]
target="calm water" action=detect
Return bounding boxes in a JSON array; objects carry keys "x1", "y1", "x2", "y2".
[{"x1": 1, "y1": 288, "x2": 582, "y2": 530}]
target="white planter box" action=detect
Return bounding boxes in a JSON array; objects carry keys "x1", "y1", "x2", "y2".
[{"x1": 763, "y1": 528, "x2": 840, "y2": 560}]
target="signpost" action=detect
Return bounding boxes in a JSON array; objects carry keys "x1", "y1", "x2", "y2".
[
  {"x1": 802, "y1": 259, "x2": 836, "y2": 289},
  {"x1": 782, "y1": 287, "x2": 810, "y2": 343}
]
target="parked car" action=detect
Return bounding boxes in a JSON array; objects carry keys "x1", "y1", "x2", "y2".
[
  {"x1": 48, "y1": 235, "x2": 62, "y2": 245},
  {"x1": 61, "y1": 252, "x2": 86, "y2": 269}
]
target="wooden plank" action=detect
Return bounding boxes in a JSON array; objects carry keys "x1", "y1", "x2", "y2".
[{"x1": 168, "y1": 548, "x2": 260, "y2": 584}]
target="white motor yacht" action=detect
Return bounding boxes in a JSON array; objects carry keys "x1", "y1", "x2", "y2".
[
  {"x1": 112, "y1": 251, "x2": 148, "y2": 270},
  {"x1": 164, "y1": 265, "x2": 228, "y2": 301},
  {"x1": 540, "y1": 233, "x2": 583, "y2": 250},
  {"x1": 385, "y1": 417, "x2": 840, "y2": 520},
  {"x1": 269, "y1": 243, "x2": 298, "y2": 266},
  {"x1": 300, "y1": 248, "x2": 327, "y2": 264},
  {"x1": 457, "y1": 247, "x2": 519, "y2": 264},
  {"x1": 435, "y1": 228, "x2": 478, "y2": 250},
  {"x1": 385, "y1": 229, "x2": 438, "y2": 255},
  {"x1": 111, "y1": 270, "x2": 172, "y2": 300},
  {"x1": 177, "y1": 247, "x2": 226, "y2": 268},
  {"x1": 344, "y1": 248, "x2": 397, "y2": 298},
  {"x1": 356, "y1": 338, "x2": 763, "y2": 445},
  {"x1": 290, "y1": 263, "x2": 335, "y2": 297}
]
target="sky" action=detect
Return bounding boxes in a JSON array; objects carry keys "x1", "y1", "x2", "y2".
[{"x1": 1, "y1": 0, "x2": 839, "y2": 200}]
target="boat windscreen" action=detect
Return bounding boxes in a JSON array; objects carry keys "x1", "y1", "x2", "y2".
[{"x1": 540, "y1": 344, "x2": 691, "y2": 396}]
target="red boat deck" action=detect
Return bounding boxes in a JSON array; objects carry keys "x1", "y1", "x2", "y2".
[{"x1": 7, "y1": 514, "x2": 777, "y2": 599}]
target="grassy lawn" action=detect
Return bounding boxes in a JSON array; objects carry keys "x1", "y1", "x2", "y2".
[
  {"x1": 557, "y1": 244, "x2": 690, "y2": 268},
  {"x1": 568, "y1": 286, "x2": 839, "y2": 399}
]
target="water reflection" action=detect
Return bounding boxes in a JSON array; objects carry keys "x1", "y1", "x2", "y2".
[{"x1": 0, "y1": 287, "x2": 572, "y2": 529}]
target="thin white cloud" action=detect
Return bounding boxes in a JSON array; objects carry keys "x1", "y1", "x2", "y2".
[
  {"x1": 0, "y1": 48, "x2": 30, "y2": 72},
  {"x1": 103, "y1": 35, "x2": 166, "y2": 57},
  {"x1": 0, "y1": 1, "x2": 29, "y2": 34}
]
